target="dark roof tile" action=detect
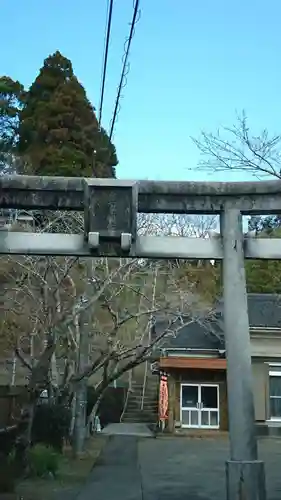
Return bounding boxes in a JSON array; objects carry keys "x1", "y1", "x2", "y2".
[{"x1": 162, "y1": 293, "x2": 281, "y2": 351}]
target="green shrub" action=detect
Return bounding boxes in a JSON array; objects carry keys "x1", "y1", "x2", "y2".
[
  {"x1": 0, "y1": 451, "x2": 16, "y2": 492},
  {"x1": 28, "y1": 444, "x2": 60, "y2": 478},
  {"x1": 32, "y1": 402, "x2": 71, "y2": 452},
  {"x1": 8, "y1": 447, "x2": 16, "y2": 464}
]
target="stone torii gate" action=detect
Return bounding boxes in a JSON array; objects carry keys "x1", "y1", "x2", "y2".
[{"x1": 2, "y1": 175, "x2": 280, "y2": 499}]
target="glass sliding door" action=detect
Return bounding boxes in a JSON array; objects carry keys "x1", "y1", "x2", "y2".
[
  {"x1": 200, "y1": 384, "x2": 219, "y2": 429},
  {"x1": 181, "y1": 383, "x2": 220, "y2": 429},
  {"x1": 181, "y1": 384, "x2": 200, "y2": 428}
]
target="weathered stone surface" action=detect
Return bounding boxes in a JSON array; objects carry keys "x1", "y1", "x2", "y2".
[
  {"x1": 226, "y1": 460, "x2": 266, "y2": 500},
  {"x1": 84, "y1": 179, "x2": 137, "y2": 244},
  {"x1": 1, "y1": 175, "x2": 281, "y2": 214}
]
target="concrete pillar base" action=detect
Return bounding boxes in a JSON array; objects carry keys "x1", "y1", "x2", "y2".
[{"x1": 226, "y1": 460, "x2": 266, "y2": 500}]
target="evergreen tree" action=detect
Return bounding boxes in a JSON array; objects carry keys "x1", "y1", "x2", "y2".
[
  {"x1": 0, "y1": 76, "x2": 25, "y2": 173},
  {"x1": 245, "y1": 225, "x2": 281, "y2": 293},
  {"x1": 18, "y1": 51, "x2": 117, "y2": 177},
  {"x1": 246, "y1": 259, "x2": 281, "y2": 293},
  {"x1": 248, "y1": 214, "x2": 281, "y2": 234}
]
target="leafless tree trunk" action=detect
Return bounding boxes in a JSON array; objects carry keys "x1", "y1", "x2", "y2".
[{"x1": 72, "y1": 280, "x2": 91, "y2": 456}]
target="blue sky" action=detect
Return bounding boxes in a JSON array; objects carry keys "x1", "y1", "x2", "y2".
[{"x1": 2, "y1": 0, "x2": 281, "y2": 182}]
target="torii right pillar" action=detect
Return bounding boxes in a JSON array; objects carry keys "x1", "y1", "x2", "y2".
[{"x1": 221, "y1": 204, "x2": 267, "y2": 500}]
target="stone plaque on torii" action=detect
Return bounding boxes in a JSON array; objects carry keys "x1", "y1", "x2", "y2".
[{"x1": 1, "y1": 174, "x2": 279, "y2": 499}]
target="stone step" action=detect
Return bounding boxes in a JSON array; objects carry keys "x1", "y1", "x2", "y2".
[
  {"x1": 128, "y1": 390, "x2": 158, "y2": 398},
  {"x1": 127, "y1": 396, "x2": 158, "y2": 403},
  {"x1": 127, "y1": 399, "x2": 157, "y2": 406},
  {"x1": 131, "y1": 385, "x2": 158, "y2": 392},
  {"x1": 131, "y1": 382, "x2": 158, "y2": 389},
  {"x1": 126, "y1": 405, "x2": 158, "y2": 412},
  {"x1": 131, "y1": 380, "x2": 158, "y2": 386},
  {"x1": 127, "y1": 398, "x2": 158, "y2": 406},
  {"x1": 122, "y1": 410, "x2": 157, "y2": 418},
  {"x1": 121, "y1": 415, "x2": 157, "y2": 424},
  {"x1": 126, "y1": 406, "x2": 158, "y2": 413},
  {"x1": 126, "y1": 399, "x2": 158, "y2": 406},
  {"x1": 122, "y1": 409, "x2": 157, "y2": 415},
  {"x1": 127, "y1": 394, "x2": 157, "y2": 401}
]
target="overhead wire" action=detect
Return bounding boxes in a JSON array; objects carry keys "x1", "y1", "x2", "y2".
[
  {"x1": 97, "y1": 0, "x2": 114, "y2": 128},
  {"x1": 108, "y1": 0, "x2": 141, "y2": 142}
]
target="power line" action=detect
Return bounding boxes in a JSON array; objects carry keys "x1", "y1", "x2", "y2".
[
  {"x1": 98, "y1": 0, "x2": 114, "y2": 128},
  {"x1": 108, "y1": 0, "x2": 141, "y2": 141}
]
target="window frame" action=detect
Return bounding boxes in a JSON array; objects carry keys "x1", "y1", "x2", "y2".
[{"x1": 268, "y1": 367, "x2": 281, "y2": 421}]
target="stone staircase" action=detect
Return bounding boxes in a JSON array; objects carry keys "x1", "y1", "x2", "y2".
[{"x1": 120, "y1": 375, "x2": 159, "y2": 426}]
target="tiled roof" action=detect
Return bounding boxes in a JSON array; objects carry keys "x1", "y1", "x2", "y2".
[
  {"x1": 162, "y1": 293, "x2": 281, "y2": 351},
  {"x1": 247, "y1": 293, "x2": 281, "y2": 328}
]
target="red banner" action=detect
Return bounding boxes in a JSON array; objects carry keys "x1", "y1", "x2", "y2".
[{"x1": 159, "y1": 373, "x2": 168, "y2": 420}]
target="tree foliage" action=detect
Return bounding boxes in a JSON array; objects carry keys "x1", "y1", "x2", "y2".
[
  {"x1": 0, "y1": 76, "x2": 25, "y2": 173},
  {"x1": 245, "y1": 223, "x2": 281, "y2": 293},
  {"x1": 246, "y1": 259, "x2": 281, "y2": 293},
  {"x1": 248, "y1": 215, "x2": 281, "y2": 234},
  {"x1": 18, "y1": 51, "x2": 117, "y2": 177},
  {"x1": 0, "y1": 51, "x2": 117, "y2": 177}
]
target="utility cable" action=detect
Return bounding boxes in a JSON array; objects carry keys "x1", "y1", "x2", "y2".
[
  {"x1": 108, "y1": 0, "x2": 141, "y2": 141},
  {"x1": 98, "y1": 0, "x2": 114, "y2": 127}
]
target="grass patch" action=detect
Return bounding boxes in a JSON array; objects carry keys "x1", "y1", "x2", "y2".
[{"x1": 15, "y1": 435, "x2": 108, "y2": 500}]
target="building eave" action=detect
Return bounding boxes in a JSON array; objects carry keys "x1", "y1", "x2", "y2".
[
  {"x1": 159, "y1": 356, "x2": 227, "y2": 370},
  {"x1": 162, "y1": 347, "x2": 221, "y2": 357}
]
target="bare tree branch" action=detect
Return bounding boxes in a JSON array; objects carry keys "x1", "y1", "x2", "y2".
[
  {"x1": 192, "y1": 111, "x2": 281, "y2": 180},
  {"x1": 15, "y1": 347, "x2": 32, "y2": 372}
]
